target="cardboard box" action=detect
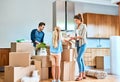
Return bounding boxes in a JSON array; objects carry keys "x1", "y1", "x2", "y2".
[
  {"x1": 41, "y1": 68, "x2": 49, "y2": 80},
  {"x1": 34, "y1": 60, "x2": 41, "y2": 75},
  {"x1": 46, "y1": 46, "x2": 50, "y2": 55},
  {"x1": 11, "y1": 42, "x2": 35, "y2": 55},
  {"x1": 61, "y1": 61, "x2": 75, "y2": 81},
  {"x1": 4, "y1": 65, "x2": 35, "y2": 82},
  {"x1": 48, "y1": 67, "x2": 52, "y2": 79},
  {"x1": 96, "y1": 56, "x2": 110, "y2": 69},
  {"x1": 9, "y1": 52, "x2": 31, "y2": 67},
  {"x1": 61, "y1": 48, "x2": 76, "y2": 62},
  {"x1": 31, "y1": 56, "x2": 51, "y2": 68}
]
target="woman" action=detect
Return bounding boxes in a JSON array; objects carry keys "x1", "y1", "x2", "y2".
[
  {"x1": 70, "y1": 13, "x2": 87, "y2": 81},
  {"x1": 50, "y1": 27, "x2": 63, "y2": 82}
]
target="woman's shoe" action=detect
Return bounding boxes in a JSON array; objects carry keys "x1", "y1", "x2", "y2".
[
  {"x1": 83, "y1": 76, "x2": 86, "y2": 79},
  {"x1": 75, "y1": 77, "x2": 83, "y2": 81}
]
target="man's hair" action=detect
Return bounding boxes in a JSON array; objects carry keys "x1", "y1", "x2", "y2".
[{"x1": 38, "y1": 22, "x2": 45, "y2": 27}]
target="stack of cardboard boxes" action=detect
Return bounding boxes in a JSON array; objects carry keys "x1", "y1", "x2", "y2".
[
  {"x1": 61, "y1": 43, "x2": 76, "y2": 81},
  {"x1": 4, "y1": 52, "x2": 36, "y2": 82},
  {"x1": 4, "y1": 42, "x2": 42, "y2": 82},
  {"x1": 31, "y1": 56, "x2": 52, "y2": 80},
  {"x1": 8, "y1": 42, "x2": 76, "y2": 81},
  {"x1": 31, "y1": 43, "x2": 77, "y2": 81}
]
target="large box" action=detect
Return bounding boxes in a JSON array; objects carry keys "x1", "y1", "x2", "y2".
[
  {"x1": 4, "y1": 65, "x2": 35, "y2": 82},
  {"x1": 31, "y1": 56, "x2": 51, "y2": 68},
  {"x1": 95, "y1": 56, "x2": 110, "y2": 69},
  {"x1": 34, "y1": 60, "x2": 49, "y2": 80},
  {"x1": 61, "y1": 61, "x2": 75, "y2": 81},
  {"x1": 61, "y1": 48, "x2": 76, "y2": 62},
  {"x1": 41, "y1": 68, "x2": 49, "y2": 80},
  {"x1": 34, "y1": 60, "x2": 41, "y2": 75},
  {"x1": 9, "y1": 52, "x2": 31, "y2": 67},
  {"x1": 11, "y1": 42, "x2": 35, "y2": 55}
]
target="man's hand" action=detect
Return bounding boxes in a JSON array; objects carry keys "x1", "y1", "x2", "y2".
[{"x1": 35, "y1": 40, "x2": 40, "y2": 44}]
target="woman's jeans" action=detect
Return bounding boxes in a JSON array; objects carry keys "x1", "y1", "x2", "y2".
[{"x1": 76, "y1": 42, "x2": 87, "y2": 73}]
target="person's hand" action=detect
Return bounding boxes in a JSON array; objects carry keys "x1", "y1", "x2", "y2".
[
  {"x1": 70, "y1": 36, "x2": 76, "y2": 40},
  {"x1": 35, "y1": 40, "x2": 40, "y2": 44},
  {"x1": 64, "y1": 39, "x2": 69, "y2": 42}
]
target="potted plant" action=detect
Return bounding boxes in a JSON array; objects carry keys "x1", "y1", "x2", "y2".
[{"x1": 36, "y1": 42, "x2": 47, "y2": 56}]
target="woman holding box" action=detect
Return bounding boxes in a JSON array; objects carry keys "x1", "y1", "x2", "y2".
[{"x1": 70, "y1": 13, "x2": 87, "y2": 81}]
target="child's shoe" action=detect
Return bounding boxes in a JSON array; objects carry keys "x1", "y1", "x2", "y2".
[
  {"x1": 52, "y1": 79, "x2": 56, "y2": 82},
  {"x1": 57, "y1": 79, "x2": 61, "y2": 82}
]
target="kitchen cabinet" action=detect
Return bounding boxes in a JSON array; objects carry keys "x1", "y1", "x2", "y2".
[
  {"x1": 83, "y1": 13, "x2": 99, "y2": 38},
  {"x1": 84, "y1": 48, "x2": 110, "y2": 66},
  {"x1": 83, "y1": 13, "x2": 120, "y2": 38},
  {"x1": 0, "y1": 48, "x2": 10, "y2": 66}
]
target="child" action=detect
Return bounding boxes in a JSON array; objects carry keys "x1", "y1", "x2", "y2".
[{"x1": 50, "y1": 27, "x2": 63, "y2": 82}]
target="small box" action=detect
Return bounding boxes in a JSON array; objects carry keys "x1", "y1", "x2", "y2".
[
  {"x1": 10, "y1": 42, "x2": 35, "y2": 55},
  {"x1": 61, "y1": 61, "x2": 75, "y2": 81},
  {"x1": 61, "y1": 48, "x2": 76, "y2": 62},
  {"x1": 96, "y1": 56, "x2": 110, "y2": 69},
  {"x1": 31, "y1": 56, "x2": 51, "y2": 68},
  {"x1": 4, "y1": 65, "x2": 35, "y2": 82},
  {"x1": 9, "y1": 52, "x2": 31, "y2": 67}
]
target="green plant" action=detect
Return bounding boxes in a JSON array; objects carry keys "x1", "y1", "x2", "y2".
[{"x1": 36, "y1": 42, "x2": 47, "y2": 49}]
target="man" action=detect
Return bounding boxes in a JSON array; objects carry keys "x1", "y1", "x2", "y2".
[{"x1": 31, "y1": 22, "x2": 45, "y2": 47}]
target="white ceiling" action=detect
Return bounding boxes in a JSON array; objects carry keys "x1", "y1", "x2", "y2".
[{"x1": 67, "y1": 0, "x2": 118, "y2": 6}]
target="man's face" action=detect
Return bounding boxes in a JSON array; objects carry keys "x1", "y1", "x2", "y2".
[{"x1": 38, "y1": 25, "x2": 45, "y2": 31}]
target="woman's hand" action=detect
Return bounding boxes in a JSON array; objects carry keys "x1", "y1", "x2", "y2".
[
  {"x1": 70, "y1": 36, "x2": 82, "y2": 40},
  {"x1": 70, "y1": 36, "x2": 76, "y2": 40}
]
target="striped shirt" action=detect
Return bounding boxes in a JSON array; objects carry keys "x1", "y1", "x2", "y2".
[{"x1": 75, "y1": 23, "x2": 87, "y2": 47}]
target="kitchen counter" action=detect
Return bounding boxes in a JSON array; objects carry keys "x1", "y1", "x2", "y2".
[{"x1": 87, "y1": 47, "x2": 110, "y2": 49}]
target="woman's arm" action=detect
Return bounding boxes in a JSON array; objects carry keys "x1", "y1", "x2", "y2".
[{"x1": 70, "y1": 24, "x2": 87, "y2": 40}]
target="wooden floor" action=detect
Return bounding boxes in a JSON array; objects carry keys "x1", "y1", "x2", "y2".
[
  {"x1": 0, "y1": 72, "x2": 120, "y2": 82},
  {"x1": 41, "y1": 75, "x2": 120, "y2": 82}
]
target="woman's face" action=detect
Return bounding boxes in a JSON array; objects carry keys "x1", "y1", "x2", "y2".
[{"x1": 74, "y1": 18, "x2": 81, "y2": 25}]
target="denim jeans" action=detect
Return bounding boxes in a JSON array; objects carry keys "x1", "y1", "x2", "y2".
[{"x1": 76, "y1": 43, "x2": 87, "y2": 73}]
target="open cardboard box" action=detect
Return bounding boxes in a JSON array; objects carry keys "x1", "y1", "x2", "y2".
[{"x1": 4, "y1": 65, "x2": 36, "y2": 82}]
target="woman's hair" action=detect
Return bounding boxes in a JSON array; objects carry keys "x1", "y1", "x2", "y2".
[
  {"x1": 74, "y1": 13, "x2": 83, "y2": 22},
  {"x1": 52, "y1": 26, "x2": 61, "y2": 48}
]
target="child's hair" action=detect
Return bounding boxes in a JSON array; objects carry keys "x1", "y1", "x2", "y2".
[
  {"x1": 52, "y1": 26, "x2": 61, "y2": 48},
  {"x1": 74, "y1": 13, "x2": 84, "y2": 22}
]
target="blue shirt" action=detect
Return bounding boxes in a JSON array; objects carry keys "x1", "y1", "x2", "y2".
[
  {"x1": 31, "y1": 29, "x2": 44, "y2": 47},
  {"x1": 50, "y1": 40, "x2": 63, "y2": 54}
]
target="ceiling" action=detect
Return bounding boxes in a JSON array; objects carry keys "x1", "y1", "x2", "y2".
[{"x1": 67, "y1": 0, "x2": 118, "y2": 6}]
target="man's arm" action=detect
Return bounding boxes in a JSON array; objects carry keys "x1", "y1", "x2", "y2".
[
  {"x1": 41, "y1": 32, "x2": 44, "y2": 42},
  {"x1": 31, "y1": 29, "x2": 36, "y2": 43}
]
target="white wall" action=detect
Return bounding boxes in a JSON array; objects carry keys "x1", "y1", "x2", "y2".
[
  {"x1": 75, "y1": 2, "x2": 118, "y2": 15},
  {"x1": 0, "y1": 0, "x2": 119, "y2": 48},
  {"x1": 0, "y1": 0, "x2": 55, "y2": 48}
]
